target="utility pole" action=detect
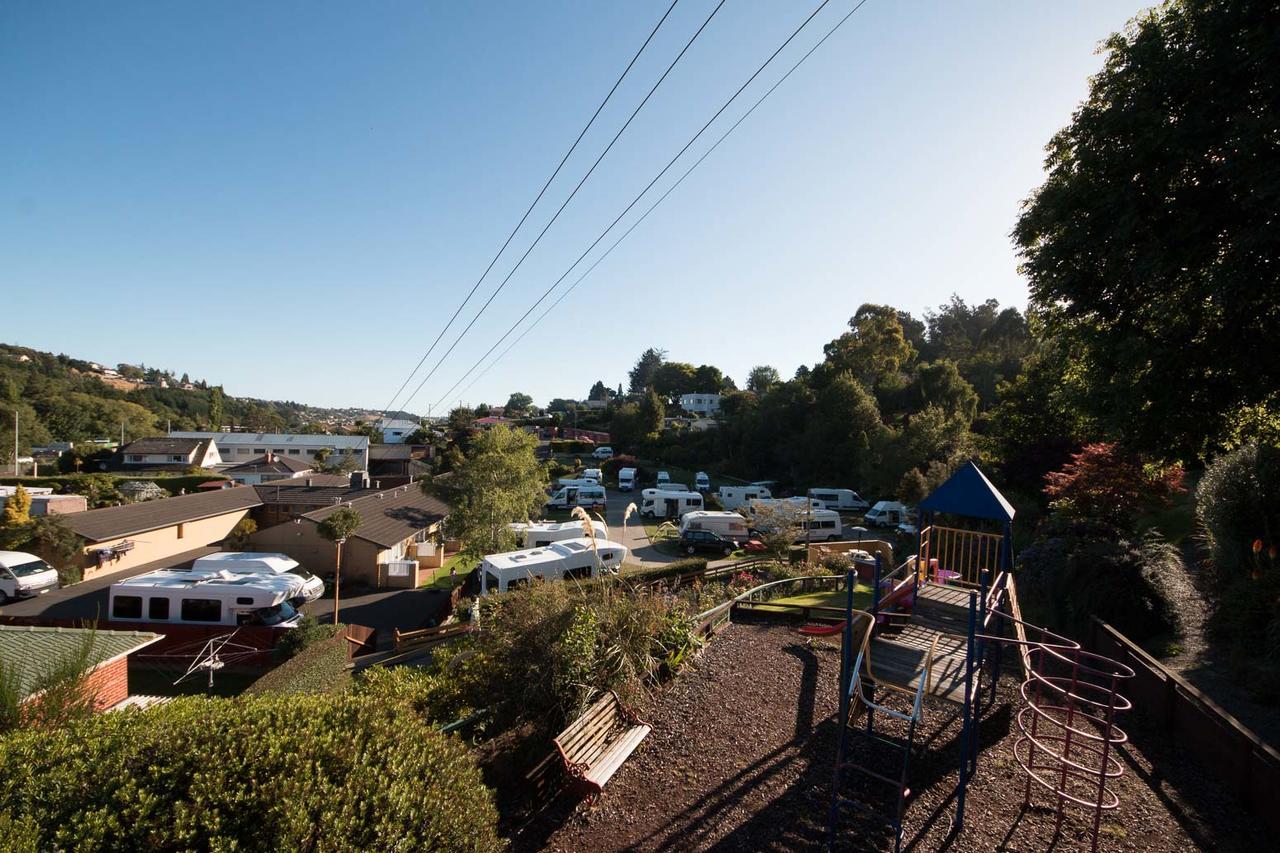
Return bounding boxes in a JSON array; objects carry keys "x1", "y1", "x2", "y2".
[
  {"x1": 332, "y1": 537, "x2": 346, "y2": 626},
  {"x1": 12, "y1": 410, "x2": 17, "y2": 476},
  {"x1": 120, "y1": 420, "x2": 125, "y2": 447}
]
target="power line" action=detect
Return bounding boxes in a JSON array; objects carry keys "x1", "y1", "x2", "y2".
[
  {"x1": 378, "y1": 0, "x2": 681, "y2": 417},
  {"x1": 393, "y1": 0, "x2": 728, "y2": 415},
  {"x1": 432, "y1": 0, "x2": 864, "y2": 409},
  {"x1": 444, "y1": 0, "x2": 870, "y2": 407}
]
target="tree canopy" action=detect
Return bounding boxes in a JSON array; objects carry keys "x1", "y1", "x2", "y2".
[{"x1": 438, "y1": 424, "x2": 547, "y2": 559}]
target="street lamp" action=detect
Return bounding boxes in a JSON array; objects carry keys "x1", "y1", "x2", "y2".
[{"x1": 332, "y1": 536, "x2": 347, "y2": 627}]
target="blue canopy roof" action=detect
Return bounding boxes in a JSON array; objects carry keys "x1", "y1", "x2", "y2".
[{"x1": 918, "y1": 461, "x2": 1015, "y2": 523}]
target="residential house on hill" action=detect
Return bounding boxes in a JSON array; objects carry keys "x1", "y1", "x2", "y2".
[
  {"x1": 222, "y1": 452, "x2": 314, "y2": 486},
  {"x1": 171, "y1": 431, "x2": 369, "y2": 470},
  {"x1": 375, "y1": 418, "x2": 421, "y2": 444},
  {"x1": 118, "y1": 437, "x2": 221, "y2": 470}
]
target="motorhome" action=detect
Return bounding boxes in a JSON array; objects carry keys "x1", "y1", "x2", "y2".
[
  {"x1": 656, "y1": 471, "x2": 671, "y2": 487},
  {"x1": 510, "y1": 519, "x2": 609, "y2": 548},
  {"x1": 716, "y1": 485, "x2": 773, "y2": 511},
  {"x1": 188, "y1": 552, "x2": 324, "y2": 602},
  {"x1": 695, "y1": 471, "x2": 711, "y2": 492},
  {"x1": 480, "y1": 537, "x2": 628, "y2": 594},
  {"x1": 748, "y1": 506, "x2": 844, "y2": 542},
  {"x1": 581, "y1": 468, "x2": 603, "y2": 484},
  {"x1": 807, "y1": 488, "x2": 870, "y2": 513},
  {"x1": 557, "y1": 477, "x2": 599, "y2": 489},
  {"x1": 109, "y1": 570, "x2": 305, "y2": 627},
  {"x1": 744, "y1": 497, "x2": 823, "y2": 518},
  {"x1": 617, "y1": 467, "x2": 638, "y2": 492},
  {"x1": 0, "y1": 551, "x2": 59, "y2": 603},
  {"x1": 639, "y1": 489, "x2": 704, "y2": 520},
  {"x1": 864, "y1": 501, "x2": 910, "y2": 528},
  {"x1": 545, "y1": 484, "x2": 607, "y2": 511},
  {"x1": 678, "y1": 510, "x2": 750, "y2": 540}
]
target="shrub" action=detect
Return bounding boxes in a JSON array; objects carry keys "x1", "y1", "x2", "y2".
[
  {"x1": 1196, "y1": 442, "x2": 1280, "y2": 593},
  {"x1": 1017, "y1": 518, "x2": 1178, "y2": 644},
  {"x1": 0, "y1": 692, "x2": 501, "y2": 851},
  {"x1": 247, "y1": 627, "x2": 350, "y2": 696},
  {"x1": 628, "y1": 557, "x2": 708, "y2": 583},
  {"x1": 273, "y1": 614, "x2": 337, "y2": 659},
  {"x1": 549, "y1": 439, "x2": 594, "y2": 454},
  {"x1": 819, "y1": 551, "x2": 854, "y2": 575},
  {"x1": 1043, "y1": 442, "x2": 1184, "y2": 527}
]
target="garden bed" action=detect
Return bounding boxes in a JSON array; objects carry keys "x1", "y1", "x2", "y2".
[{"x1": 521, "y1": 622, "x2": 1268, "y2": 852}]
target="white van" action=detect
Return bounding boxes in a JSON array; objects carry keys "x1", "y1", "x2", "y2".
[
  {"x1": 679, "y1": 510, "x2": 749, "y2": 540},
  {"x1": 581, "y1": 468, "x2": 603, "y2": 484},
  {"x1": 558, "y1": 477, "x2": 598, "y2": 489},
  {"x1": 591, "y1": 446, "x2": 614, "y2": 460},
  {"x1": 511, "y1": 519, "x2": 609, "y2": 548},
  {"x1": 656, "y1": 471, "x2": 671, "y2": 487},
  {"x1": 865, "y1": 501, "x2": 909, "y2": 528},
  {"x1": 188, "y1": 552, "x2": 324, "y2": 602},
  {"x1": 639, "y1": 489, "x2": 704, "y2": 520},
  {"x1": 748, "y1": 507, "x2": 844, "y2": 542},
  {"x1": 716, "y1": 485, "x2": 773, "y2": 511},
  {"x1": 109, "y1": 570, "x2": 304, "y2": 627},
  {"x1": 546, "y1": 484, "x2": 607, "y2": 511},
  {"x1": 0, "y1": 551, "x2": 60, "y2": 603},
  {"x1": 480, "y1": 537, "x2": 628, "y2": 594},
  {"x1": 745, "y1": 497, "x2": 823, "y2": 518},
  {"x1": 617, "y1": 467, "x2": 638, "y2": 492},
  {"x1": 807, "y1": 488, "x2": 870, "y2": 513},
  {"x1": 695, "y1": 471, "x2": 711, "y2": 492}
]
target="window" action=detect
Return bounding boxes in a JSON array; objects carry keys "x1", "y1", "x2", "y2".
[
  {"x1": 170, "y1": 454, "x2": 185, "y2": 462},
  {"x1": 112, "y1": 595, "x2": 143, "y2": 619},
  {"x1": 288, "y1": 449, "x2": 300, "y2": 455},
  {"x1": 235, "y1": 596, "x2": 254, "y2": 605},
  {"x1": 308, "y1": 450, "x2": 319, "y2": 457},
  {"x1": 253, "y1": 448, "x2": 265, "y2": 455},
  {"x1": 564, "y1": 565, "x2": 593, "y2": 580},
  {"x1": 181, "y1": 598, "x2": 221, "y2": 622},
  {"x1": 176, "y1": 523, "x2": 185, "y2": 539},
  {"x1": 149, "y1": 597, "x2": 170, "y2": 620},
  {"x1": 128, "y1": 455, "x2": 144, "y2": 463}
]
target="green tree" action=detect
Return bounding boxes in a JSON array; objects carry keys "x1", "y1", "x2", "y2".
[
  {"x1": 746, "y1": 365, "x2": 781, "y2": 394},
  {"x1": 24, "y1": 515, "x2": 85, "y2": 585},
  {"x1": 637, "y1": 388, "x2": 665, "y2": 436},
  {"x1": 1014, "y1": 0, "x2": 1280, "y2": 457},
  {"x1": 208, "y1": 385, "x2": 225, "y2": 430},
  {"x1": 505, "y1": 392, "x2": 533, "y2": 415},
  {"x1": 587, "y1": 381, "x2": 610, "y2": 402},
  {"x1": 2, "y1": 484, "x2": 31, "y2": 528},
  {"x1": 652, "y1": 362, "x2": 696, "y2": 398},
  {"x1": 823, "y1": 304, "x2": 916, "y2": 387},
  {"x1": 439, "y1": 424, "x2": 547, "y2": 560},
  {"x1": 318, "y1": 507, "x2": 362, "y2": 627},
  {"x1": 628, "y1": 348, "x2": 667, "y2": 393},
  {"x1": 692, "y1": 364, "x2": 733, "y2": 393}
]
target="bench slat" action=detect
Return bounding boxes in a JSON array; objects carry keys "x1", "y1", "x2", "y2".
[
  {"x1": 553, "y1": 692, "x2": 648, "y2": 796},
  {"x1": 583, "y1": 724, "x2": 650, "y2": 789}
]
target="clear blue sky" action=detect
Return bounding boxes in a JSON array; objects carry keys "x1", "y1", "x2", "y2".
[{"x1": 1, "y1": 1, "x2": 1150, "y2": 413}]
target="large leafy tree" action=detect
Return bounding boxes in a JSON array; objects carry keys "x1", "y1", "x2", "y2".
[
  {"x1": 823, "y1": 304, "x2": 917, "y2": 387},
  {"x1": 504, "y1": 392, "x2": 533, "y2": 415},
  {"x1": 627, "y1": 348, "x2": 667, "y2": 393},
  {"x1": 746, "y1": 365, "x2": 781, "y2": 394},
  {"x1": 439, "y1": 425, "x2": 547, "y2": 560},
  {"x1": 1015, "y1": 0, "x2": 1280, "y2": 458}
]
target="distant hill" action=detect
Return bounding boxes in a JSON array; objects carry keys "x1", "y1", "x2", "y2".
[{"x1": 0, "y1": 342, "x2": 414, "y2": 461}]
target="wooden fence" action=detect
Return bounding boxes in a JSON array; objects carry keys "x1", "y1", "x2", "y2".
[
  {"x1": 919, "y1": 524, "x2": 1004, "y2": 587},
  {"x1": 1089, "y1": 619, "x2": 1280, "y2": 836}
]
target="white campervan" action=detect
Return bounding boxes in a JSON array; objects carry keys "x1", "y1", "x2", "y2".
[
  {"x1": 511, "y1": 519, "x2": 609, "y2": 548},
  {"x1": 0, "y1": 551, "x2": 59, "y2": 603},
  {"x1": 109, "y1": 570, "x2": 304, "y2": 627},
  {"x1": 617, "y1": 467, "x2": 638, "y2": 492},
  {"x1": 581, "y1": 468, "x2": 603, "y2": 484},
  {"x1": 716, "y1": 485, "x2": 773, "y2": 511},
  {"x1": 656, "y1": 471, "x2": 671, "y2": 487},
  {"x1": 557, "y1": 477, "x2": 599, "y2": 489},
  {"x1": 695, "y1": 471, "x2": 711, "y2": 492},
  {"x1": 188, "y1": 552, "x2": 324, "y2": 602},
  {"x1": 679, "y1": 510, "x2": 750, "y2": 540},
  {"x1": 639, "y1": 489, "x2": 704, "y2": 520},
  {"x1": 864, "y1": 501, "x2": 909, "y2": 528},
  {"x1": 807, "y1": 488, "x2": 870, "y2": 513},
  {"x1": 747, "y1": 506, "x2": 843, "y2": 542},
  {"x1": 545, "y1": 484, "x2": 607, "y2": 511},
  {"x1": 744, "y1": 497, "x2": 824, "y2": 518},
  {"x1": 480, "y1": 537, "x2": 628, "y2": 594}
]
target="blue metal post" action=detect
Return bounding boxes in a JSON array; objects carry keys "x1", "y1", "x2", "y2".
[{"x1": 956, "y1": 589, "x2": 978, "y2": 827}]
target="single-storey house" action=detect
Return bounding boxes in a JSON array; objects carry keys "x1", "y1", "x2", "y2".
[
  {"x1": 248, "y1": 485, "x2": 449, "y2": 588},
  {"x1": 376, "y1": 418, "x2": 422, "y2": 444},
  {"x1": 0, "y1": 624, "x2": 162, "y2": 713},
  {"x1": 222, "y1": 451, "x2": 314, "y2": 486},
  {"x1": 118, "y1": 437, "x2": 222, "y2": 470},
  {"x1": 63, "y1": 486, "x2": 263, "y2": 579}
]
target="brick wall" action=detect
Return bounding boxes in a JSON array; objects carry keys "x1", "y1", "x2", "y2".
[{"x1": 85, "y1": 657, "x2": 130, "y2": 711}]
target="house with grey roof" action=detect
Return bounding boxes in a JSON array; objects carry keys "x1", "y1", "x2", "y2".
[
  {"x1": 171, "y1": 431, "x2": 369, "y2": 470},
  {"x1": 119, "y1": 436, "x2": 221, "y2": 470},
  {"x1": 0, "y1": 625, "x2": 162, "y2": 713}
]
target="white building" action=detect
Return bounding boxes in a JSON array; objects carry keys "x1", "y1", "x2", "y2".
[
  {"x1": 119, "y1": 437, "x2": 222, "y2": 469},
  {"x1": 679, "y1": 393, "x2": 722, "y2": 417},
  {"x1": 375, "y1": 418, "x2": 422, "y2": 444},
  {"x1": 170, "y1": 432, "x2": 369, "y2": 470}
]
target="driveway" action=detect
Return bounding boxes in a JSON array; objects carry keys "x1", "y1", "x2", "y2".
[
  {"x1": 0, "y1": 546, "x2": 220, "y2": 622},
  {"x1": 603, "y1": 487, "x2": 675, "y2": 568}
]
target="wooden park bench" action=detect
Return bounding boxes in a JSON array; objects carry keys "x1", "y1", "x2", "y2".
[{"x1": 553, "y1": 691, "x2": 650, "y2": 797}]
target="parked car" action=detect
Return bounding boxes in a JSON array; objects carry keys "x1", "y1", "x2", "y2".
[
  {"x1": 0, "y1": 551, "x2": 60, "y2": 603},
  {"x1": 678, "y1": 529, "x2": 739, "y2": 556},
  {"x1": 896, "y1": 521, "x2": 918, "y2": 536},
  {"x1": 591, "y1": 446, "x2": 614, "y2": 459}
]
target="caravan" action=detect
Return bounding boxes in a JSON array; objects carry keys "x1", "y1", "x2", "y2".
[
  {"x1": 109, "y1": 570, "x2": 305, "y2": 627},
  {"x1": 617, "y1": 467, "x2": 638, "y2": 492},
  {"x1": 864, "y1": 501, "x2": 910, "y2": 528},
  {"x1": 545, "y1": 484, "x2": 607, "y2": 511},
  {"x1": 639, "y1": 489, "x2": 704, "y2": 520},
  {"x1": 716, "y1": 485, "x2": 773, "y2": 511},
  {"x1": 511, "y1": 519, "x2": 609, "y2": 548},
  {"x1": 678, "y1": 510, "x2": 749, "y2": 540},
  {"x1": 581, "y1": 468, "x2": 603, "y2": 484},
  {"x1": 187, "y1": 552, "x2": 324, "y2": 602},
  {"x1": 480, "y1": 537, "x2": 627, "y2": 594},
  {"x1": 695, "y1": 471, "x2": 711, "y2": 492},
  {"x1": 807, "y1": 488, "x2": 870, "y2": 513}
]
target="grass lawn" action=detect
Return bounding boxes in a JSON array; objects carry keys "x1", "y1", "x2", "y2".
[
  {"x1": 421, "y1": 552, "x2": 477, "y2": 591},
  {"x1": 760, "y1": 584, "x2": 874, "y2": 613}
]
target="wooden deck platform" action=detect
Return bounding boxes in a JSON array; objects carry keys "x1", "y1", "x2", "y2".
[{"x1": 862, "y1": 582, "x2": 977, "y2": 705}]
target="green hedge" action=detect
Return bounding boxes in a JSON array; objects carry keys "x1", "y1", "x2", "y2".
[
  {"x1": 549, "y1": 439, "x2": 595, "y2": 454},
  {"x1": 0, "y1": 692, "x2": 501, "y2": 851},
  {"x1": 245, "y1": 626, "x2": 351, "y2": 696},
  {"x1": 628, "y1": 557, "x2": 709, "y2": 583}
]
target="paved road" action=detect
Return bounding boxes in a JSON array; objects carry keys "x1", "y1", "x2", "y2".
[{"x1": 603, "y1": 487, "x2": 674, "y2": 568}]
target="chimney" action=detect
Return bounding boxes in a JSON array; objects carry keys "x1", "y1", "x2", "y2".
[
  {"x1": 375, "y1": 480, "x2": 380, "y2": 489},
  {"x1": 264, "y1": 450, "x2": 274, "y2": 463},
  {"x1": 305, "y1": 478, "x2": 313, "y2": 487}
]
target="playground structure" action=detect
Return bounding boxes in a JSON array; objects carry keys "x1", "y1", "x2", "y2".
[{"x1": 819, "y1": 462, "x2": 1135, "y2": 852}]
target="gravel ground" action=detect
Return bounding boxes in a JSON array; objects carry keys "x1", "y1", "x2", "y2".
[{"x1": 519, "y1": 622, "x2": 1267, "y2": 852}]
